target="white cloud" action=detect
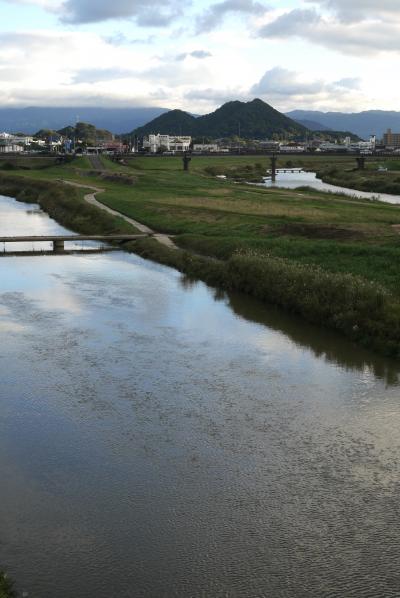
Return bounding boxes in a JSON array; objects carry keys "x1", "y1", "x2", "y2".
[
  {"x1": 60, "y1": 0, "x2": 183, "y2": 25},
  {"x1": 183, "y1": 67, "x2": 366, "y2": 112},
  {"x1": 4, "y1": 0, "x2": 62, "y2": 8},
  {"x1": 305, "y1": 0, "x2": 400, "y2": 22},
  {"x1": 258, "y1": 8, "x2": 400, "y2": 55},
  {"x1": 196, "y1": 0, "x2": 269, "y2": 33},
  {"x1": 175, "y1": 50, "x2": 213, "y2": 61},
  {"x1": 251, "y1": 66, "x2": 325, "y2": 96}
]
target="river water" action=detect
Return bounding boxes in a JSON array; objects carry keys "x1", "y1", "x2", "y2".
[
  {"x1": 1, "y1": 194, "x2": 400, "y2": 598},
  {"x1": 263, "y1": 170, "x2": 400, "y2": 205}
]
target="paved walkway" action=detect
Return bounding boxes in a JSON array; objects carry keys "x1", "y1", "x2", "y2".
[{"x1": 59, "y1": 180, "x2": 177, "y2": 249}]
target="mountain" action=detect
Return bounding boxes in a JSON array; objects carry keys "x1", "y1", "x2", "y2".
[
  {"x1": 0, "y1": 106, "x2": 168, "y2": 135},
  {"x1": 293, "y1": 118, "x2": 331, "y2": 131},
  {"x1": 131, "y1": 109, "x2": 197, "y2": 137},
  {"x1": 133, "y1": 99, "x2": 307, "y2": 139},
  {"x1": 286, "y1": 110, "x2": 400, "y2": 140}
]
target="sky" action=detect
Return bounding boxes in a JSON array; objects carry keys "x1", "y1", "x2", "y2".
[{"x1": 0, "y1": 0, "x2": 399, "y2": 114}]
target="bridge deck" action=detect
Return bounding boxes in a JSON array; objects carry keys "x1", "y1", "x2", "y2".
[{"x1": 0, "y1": 234, "x2": 149, "y2": 242}]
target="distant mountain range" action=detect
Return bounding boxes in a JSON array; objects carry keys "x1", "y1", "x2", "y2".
[
  {"x1": 1, "y1": 104, "x2": 400, "y2": 140},
  {"x1": 293, "y1": 119, "x2": 332, "y2": 132},
  {"x1": 0, "y1": 106, "x2": 167, "y2": 135},
  {"x1": 286, "y1": 110, "x2": 400, "y2": 140},
  {"x1": 132, "y1": 99, "x2": 307, "y2": 139}
]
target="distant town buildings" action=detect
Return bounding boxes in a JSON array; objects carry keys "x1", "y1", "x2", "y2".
[
  {"x1": 383, "y1": 129, "x2": 400, "y2": 149},
  {"x1": 0, "y1": 131, "x2": 34, "y2": 153},
  {"x1": 0, "y1": 125, "x2": 399, "y2": 156},
  {"x1": 193, "y1": 143, "x2": 219, "y2": 152},
  {"x1": 143, "y1": 134, "x2": 192, "y2": 153}
]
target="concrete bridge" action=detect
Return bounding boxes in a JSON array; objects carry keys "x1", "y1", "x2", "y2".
[
  {"x1": 0, "y1": 234, "x2": 149, "y2": 253},
  {"x1": 268, "y1": 153, "x2": 378, "y2": 181}
]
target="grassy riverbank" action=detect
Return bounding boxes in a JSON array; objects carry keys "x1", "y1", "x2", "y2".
[
  {"x1": 280, "y1": 154, "x2": 400, "y2": 195},
  {"x1": 0, "y1": 173, "x2": 138, "y2": 236},
  {"x1": 0, "y1": 572, "x2": 16, "y2": 598},
  {"x1": 1, "y1": 155, "x2": 400, "y2": 356}
]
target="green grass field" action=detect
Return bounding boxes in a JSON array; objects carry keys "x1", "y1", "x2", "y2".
[{"x1": 95, "y1": 156, "x2": 400, "y2": 293}]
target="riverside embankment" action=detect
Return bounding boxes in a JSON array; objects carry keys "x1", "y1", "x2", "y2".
[{"x1": 1, "y1": 154, "x2": 400, "y2": 356}]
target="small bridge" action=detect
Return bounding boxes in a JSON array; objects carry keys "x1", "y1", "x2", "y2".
[{"x1": 0, "y1": 234, "x2": 149, "y2": 254}]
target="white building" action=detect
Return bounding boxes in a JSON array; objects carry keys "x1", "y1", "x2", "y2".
[
  {"x1": 0, "y1": 142, "x2": 24, "y2": 153},
  {"x1": 193, "y1": 144, "x2": 219, "y2": 152},
  {"x1": 344, "y1": 135, "x2": 376, "y2": 153},
  {"x1": 279, "y1": 144, "x2": 306, "y2": 153},
  {"x1": 143, "y1": 134, "x2": 191, "y2": 153},
  {"x1": 0, "y1": 132, "x2": 34, "y2": 146}
]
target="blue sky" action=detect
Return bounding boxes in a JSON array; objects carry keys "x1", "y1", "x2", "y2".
[{"x1": 0, "y1": 0, "x2": 399, "y2": 113}]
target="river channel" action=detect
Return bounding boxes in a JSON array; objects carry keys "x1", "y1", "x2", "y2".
[
  {"x1": 263, "y1": 170, "x2": 400, "y2": 204},
  {"x1": 1, "y1": 194, "x2": 400, "y2": 597}
]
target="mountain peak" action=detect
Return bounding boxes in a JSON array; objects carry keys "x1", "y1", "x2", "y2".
[{"x1": 133, "y1": 99, "x2": 307, "y2": 139}]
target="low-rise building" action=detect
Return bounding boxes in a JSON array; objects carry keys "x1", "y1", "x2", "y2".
[
  {"x1": 0, "y1": 142, "x2": 24, "y2": 153},
  {"x1": 193, "y1": 144, "x2": 219, "y2": 152},
  {"x1": 279, "y1": 144, "x2": 306, "y2": 153},
  {"x1": 143, "y1": 134, "x2": 192, "y2": 153}
]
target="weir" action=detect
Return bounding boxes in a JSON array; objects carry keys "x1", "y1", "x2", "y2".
[{"x1": 270, "y1": 155, "x2": 278, "y2": 182}]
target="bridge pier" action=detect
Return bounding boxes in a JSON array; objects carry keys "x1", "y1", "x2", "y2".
[
  {"x1": 356, "y1": 156, "x2": 366, "y2": 170},
  {"x1": 53, "y1": 239, "x2": 65, "y2": 252},
  {"x1": 270, "y1": 155, "x2": 278, "y2": 182},
  {"x1": 183, "y1": 152, "x2": 192, "y2": 171}
]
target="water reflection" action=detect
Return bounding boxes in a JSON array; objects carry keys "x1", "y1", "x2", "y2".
[
  {"x1": 0, "y1": 194, "x2": 105, "y2": 253},
  {"x1": 263, "y1": 170, "x2": 400, "y2": 205},
  {"x1": 2, "y1": 194, "x2": 400, "y2": 598},
  {"x1": 179, "y1": 274, "x2": 400, "y2": 387}
]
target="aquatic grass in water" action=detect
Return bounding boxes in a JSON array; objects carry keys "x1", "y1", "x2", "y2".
[{"x1": 0, "y1": 572, "x2": 17, "y2": 598}]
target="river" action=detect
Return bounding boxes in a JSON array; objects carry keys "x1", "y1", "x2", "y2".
[
  {"x1": 1, "y1": 194, "x2": 400, "y2": 598},
  {"x1": 263, "y1": 170, "x2": 400, "y2": 204}
]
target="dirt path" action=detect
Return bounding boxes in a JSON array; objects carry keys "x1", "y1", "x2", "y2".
[{"x1": 59, "y1": 180, "x2": 177, "y2": 249}]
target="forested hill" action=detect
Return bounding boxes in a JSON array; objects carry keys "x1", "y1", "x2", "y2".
[
  {"x1": 132, "y1": 109, "x2": 197, "y2": 137},
  {"x1": 132, "y1": 99, "x2": 308, "y2": 139},
  {"x1": 57, "y1": 122, "x2": 113, "y2": 143}
]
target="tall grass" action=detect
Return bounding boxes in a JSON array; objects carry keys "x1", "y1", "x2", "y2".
[
  {"x1": 225, "y1": 251, "x2": 400, "y2": 356},
  {"x1": 0, "y1": 572, "x2": 17, "y2": 598},
  {"x1": 133, "y1": 239, "x2": 400, "y2": 357}
]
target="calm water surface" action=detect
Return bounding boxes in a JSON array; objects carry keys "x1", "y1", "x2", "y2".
[
  {"x1": 0, "y1": 195, "x2": 104, "y2": 252},
  {"x1": 1, "y1": 194, "x2": 400, "y2": 597},
  {"x1": 263, "y1": 170, "x2": 400, "y2": 204}
]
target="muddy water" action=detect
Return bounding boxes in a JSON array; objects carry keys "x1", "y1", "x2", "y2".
[{"x1": 1, "y1": 195, "x2": 400, "y2": 598}]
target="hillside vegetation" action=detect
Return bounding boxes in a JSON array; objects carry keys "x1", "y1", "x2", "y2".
[{"x1": 133, "y1": 98, "x2": 307, "y2": 139}]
